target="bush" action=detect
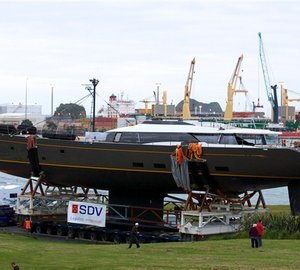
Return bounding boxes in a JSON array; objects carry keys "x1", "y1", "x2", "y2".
[{"x1": 241, "y1": 212, "x2": 300, "y2": 239}]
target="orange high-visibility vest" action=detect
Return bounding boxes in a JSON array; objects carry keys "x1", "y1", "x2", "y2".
[
  {"x1": 188, "y1": 143, "x2": 203, "y2": 160},
  {"x1": 175, "y1": 145, "x2": 185, "y2": 165},
  {"x1": 25, "y1": 220, "x2": 31, "y2": 230}
]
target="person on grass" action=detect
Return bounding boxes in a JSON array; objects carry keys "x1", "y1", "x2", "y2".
[
  {"x1": 256, "y1": 219, "x2": 264, "y2": 247},
  {"x1": 249, "y1": 224, "x2": 258, "y2": 248},
  {"x1": 128, "y1": 222, "x2": 140, "y2": 248}
]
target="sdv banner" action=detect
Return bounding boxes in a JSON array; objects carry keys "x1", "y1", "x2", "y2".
[{"x1": 67, "y1": 201, "x2": 106, "y2": 227}]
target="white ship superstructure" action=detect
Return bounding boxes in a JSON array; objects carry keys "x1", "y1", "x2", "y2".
[{"x1": 98, "y1": 93, "x2": 135, "y2": 117}]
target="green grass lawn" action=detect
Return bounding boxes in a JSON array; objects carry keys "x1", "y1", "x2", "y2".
[
  {"x1": 267, "y1": 205, "x2": 290, "y2": 214},
  {"x1": 1, "y1": 232, "x2": 300, "y2": 270}
]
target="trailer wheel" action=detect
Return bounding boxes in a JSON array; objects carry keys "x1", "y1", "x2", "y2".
[
  {"x1": 78, "y1": 230, "x2": 86, "y2": 239},
  {"x1": 139, "y1": 237, "x2": 146, "y2": 243},
  {"x1": 46, "y1": 227, "x2": 52, "y2": 235},
  {"x1": 35, "y1": 225, "x2": 43, "y2": 234},
  {"x1": 90, "y1": 232, "x2": 98, "y2": 241},
  {"x1": 57, "y1": 228, "x2": 64, "y2": 236},
  {"x1": 100, "y1": 233, "x2": 107, "y2": 242},
  {"x1": 113, "y1": 234, "x2": 121, "y2": 244},
  {"x1": 67, "y1": 228, "x2": 75, "y2": 238}
]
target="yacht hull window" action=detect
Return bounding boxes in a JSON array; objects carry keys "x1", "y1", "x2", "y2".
[
  {"x1": 108, "y1": 132, "x2": 198, "y2": 144},
  {"x1": 105, "y1": 130, "x2": 278, "y2": 146},
  {"x1": 194, "y1": 134, "x2": 220, "y2": 144},
  {"x1": 219, "y1": 135, "x2": 238, "y2": 145}
]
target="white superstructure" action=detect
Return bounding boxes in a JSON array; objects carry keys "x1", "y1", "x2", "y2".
[{"x1": 97, "y1": 93, "x2": 135, "y2": 117}]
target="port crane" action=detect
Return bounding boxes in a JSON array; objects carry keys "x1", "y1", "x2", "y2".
[
  {"x1": 281, "y1": 85, "x2": 300, "y2": 121},
  {"x1": 182, "y1": 58, "x2": 196, "y2": 120},
  {"x1": 223, "y1": 54, "x2": 248, "y2": 121},
  {"x1": 139, "y1": 98, "x2": 156, "y2": 115},
  {"x1": 258, "y1": 32, "x2": 279, "y2": 123}
]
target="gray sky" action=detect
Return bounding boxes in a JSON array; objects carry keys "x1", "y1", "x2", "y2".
[{"x1": 1, "y1": 0, "x2": 300, "y2": 116}]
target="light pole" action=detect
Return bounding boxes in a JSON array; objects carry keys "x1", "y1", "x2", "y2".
[
  {"x1": 50, "y1": 84, "x2": 54, "y2": 116},
  {"x1": 89, "y1": 78, "x2": 99, "y2": 132},
  {"x1": 25, "y1": 77, "x2": 28, "y2": 120}
]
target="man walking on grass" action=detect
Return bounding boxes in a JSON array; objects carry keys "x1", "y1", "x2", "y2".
[{"x1": 128, "y1": 222, "x2": 140, "y2": 248}]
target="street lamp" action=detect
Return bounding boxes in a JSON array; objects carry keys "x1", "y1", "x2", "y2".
[
  {"x1": 25, "y1": 77, "x2": 28, "y2": 120},
  {"x1": 89, "y1": 78, "x2": 99, "y2": 132},
  {"x1": 50, "y1": 84, "x2": 54, "y2": 117}
]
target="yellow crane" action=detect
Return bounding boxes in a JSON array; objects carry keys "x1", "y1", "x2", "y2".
[
  {"x1": 162, "y1": 90, "x2": 168, "y2": 117},
  {"x1": 139, "y1": 98, "x2": 156, "y2": 115},
  {"x1": 182, "y1": 58, "x2": 196, "y2": 120},
  {"x1": 281, "y1": 84, "x2": 300, "y2": 121},
  {"x1": 140, "y1": 89, "x2": 168, "y2": 116},
  {"x1": 224, "y1": 54, "x2": 248, "y2": 121}
]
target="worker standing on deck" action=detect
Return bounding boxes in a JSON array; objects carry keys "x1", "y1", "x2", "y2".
[
  {"x1": 175, "y1": 145, "x2": 185, "y2": 165},
  {"x1": 128, "y1": 223, "x2": 140, "y2": 248},
  {"x1": 27, "y1": 128, "x2": 42, "y2": 177}
]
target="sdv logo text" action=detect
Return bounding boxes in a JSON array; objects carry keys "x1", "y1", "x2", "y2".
[{"x1": 78, "y1": 205, "x2": 103, "y2": 216}]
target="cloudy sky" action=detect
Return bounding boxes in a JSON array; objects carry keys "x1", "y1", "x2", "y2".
[{"x1": 0, "y1": 0, "x2": 299, "y2": 117}]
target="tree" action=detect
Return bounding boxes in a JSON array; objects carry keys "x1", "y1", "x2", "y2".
[
  {"x1": 20, "y1": 119, "x2": 33, "y2": 126},
  {"x1": 19, "y1": 119, "x2": 36, "y2": 134},
  {"x1": 54, "y1": 103, "x2": 86, "y2": 119},
  {"x1": 46, "y1": 121, "x2": 58, "y2": 131}
]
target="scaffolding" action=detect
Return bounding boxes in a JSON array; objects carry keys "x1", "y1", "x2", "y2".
[
  {"x1": 179, "y1": 190, "x2": 268, "y2": 240},
  {"x1": 16, "y1": 174, "x2": 107, "y2": 217},
  {"x1": 15, "y1": 174, "x2": 169, "y2": 227}
]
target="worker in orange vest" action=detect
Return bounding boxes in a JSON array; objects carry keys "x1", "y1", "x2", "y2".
[
  {"x1": 27, "y1": 128, "x2": 42, "y2": 177},
  {"x1": 187, "y1": 143, "x2": 203, "y2": 160},
  {"x1": 175, "y1": 144, "x2": 185, "y2": 165},
  {"x1": 25, "y1": 217, "x2": 31, "y2": 235}
]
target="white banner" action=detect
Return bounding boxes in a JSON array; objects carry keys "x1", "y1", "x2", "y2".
[{"x1": 67, "y1": 201, "x2": 106, "y2": 227}]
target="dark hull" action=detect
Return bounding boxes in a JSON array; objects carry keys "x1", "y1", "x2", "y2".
[{"x1": 1, "y1": 134, "x2": 300, "y2": 211}]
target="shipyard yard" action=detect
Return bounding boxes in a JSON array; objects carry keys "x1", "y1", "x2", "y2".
[{"x1": 0, "y1": 71, "x2": 300, "y2": 254}]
